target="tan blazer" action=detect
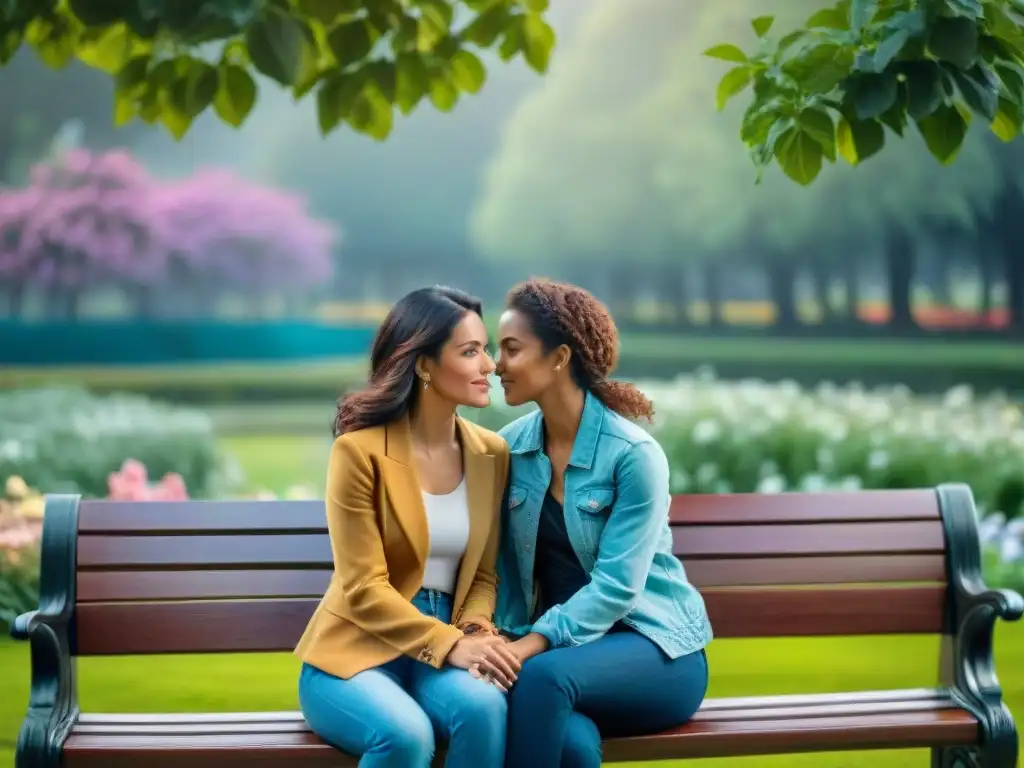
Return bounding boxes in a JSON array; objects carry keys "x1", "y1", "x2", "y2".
[{"x1": 295, "y1": 415, "x2": 510, "y2": 680}]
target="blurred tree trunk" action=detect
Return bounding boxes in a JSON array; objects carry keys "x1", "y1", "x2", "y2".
[
  {"x1": 656, "y1": 263, "x2": 689, "y2": 327},
  {"x1": 703, "y1": 260, "x2": 724, "y2": 327},
  {"x1": 886, "y1": 230, "x2": 916, "y2": 332},
  {"x1": 842, "y1": 259, "x2": 861, "y2": 324},
  {"x1": 765, "y1": 256, "x2": 798, "y2": 331},
  {"x1": 808, "y1": 260, "x2": 831, "y2": 323}
]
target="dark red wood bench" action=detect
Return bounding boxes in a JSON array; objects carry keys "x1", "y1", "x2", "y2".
[{"x1": 12, "y1": 483, "x2": 1022, "y2": 767}]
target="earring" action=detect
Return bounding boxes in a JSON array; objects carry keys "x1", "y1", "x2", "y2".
[
  {"x1": 554, "y1": 365, "x2": 561, "y2": 371},
  {"x1": 423, "y1": 378, "x2": 430, "y2": 390}
]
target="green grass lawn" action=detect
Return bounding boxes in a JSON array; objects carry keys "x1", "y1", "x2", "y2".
[{"x1": 2, "y1": 627, "x2": 1021, "y2": 767}]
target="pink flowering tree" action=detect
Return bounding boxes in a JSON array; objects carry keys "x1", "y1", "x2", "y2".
[
  {"x1": 0, "y1": 151, "x2": 338, "y2": 318},
  {"x1": 154, "y1": 170, "x2": 337, "y2": 315},
  {"x1": 0, "y1": 149, "x2": 164, "y2": 318}
]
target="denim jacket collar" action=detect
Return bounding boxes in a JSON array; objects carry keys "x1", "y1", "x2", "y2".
[{"x1": 508, "y1": 390, "x2": 605, "y2": 470}]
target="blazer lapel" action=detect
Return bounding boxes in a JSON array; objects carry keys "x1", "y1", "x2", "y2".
[
  {"x1": 452, "y1": 417, "x2": 495, "y2": 614},
  {"x1": 380, "y1": 418, "x2": 430, "y2": 570}
]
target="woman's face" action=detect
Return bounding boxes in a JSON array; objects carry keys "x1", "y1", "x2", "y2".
[
  {"x1": 495, "y1": 309, "x2": 560, "y2": 407},
  {"x1": 423, "y1": 311, "x2": 496, "y2": 409}
]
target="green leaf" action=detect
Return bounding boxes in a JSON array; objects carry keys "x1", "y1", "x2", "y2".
[
  {"x1": 114, "y1": 54, "x2": 151, "y2": 99},
  {"x1": 903, "y1": 61, "x2": 943, "y2": 119},
  {"x1": 293, "y1": 0, "x2": 358, "y2": 25},
  {"x1": 847, "y1": 72, "x2": 898, "y2": 118},
  {"x1": 850, "y1": 0, "x2": 876, "y2": 32},
  {"x1": 213, "y1": 63, "x2": 257, "y2": 127},
  {"x1": 805, "y1": 6, "x2": 849, "y2": 30},
  {"x1": 160, "y1": 104, "x2": 193, "y2": 140},
  {"x1": 872, "y1": 28, "x2": 909, "y2": 72},
  {"x1": 703, "y1": 43, "x2": 748, "y2": 63},
  {"x1": 992, "y1": 95, "x2": 1021, "y2": 141},
  {"x1": 171, "y1": 59, "x2": 219, "y2": 118},
  {"x1": 450, "y1": 49, "x2": 486, "y2": 93},
  {"x1": 915, "y1": 102, "x2": 968, "y2": 163},
  {"x1": 836, "y1": 115, "x2": 885, "y2": 164},
  {"x1": 427, "y1": 66, "x2": 459, "y2": 110},
  {"x1": 797, "y1": 107, "x2": 836, "y2": 152},
  {"x1": 521, "y1": 12, "x2": 554, "y2": 72},
  {"x1": 327, "y1": 18, "x2": 376, "y2": 67},
  {"x1": 521, "y1": 0, "x2": 548, "y2": 10},
  {"x1": 462, "y1": 4, "x2": 510, "y2": 47},
  {"x1": 716, "y1": 65, "x2": 751, "y2": 111},
  {"x1": 347, "y1": 83, "x2": 394, "y2": 140},
  {"x1": 945, "y1": 0, "x2": 983, "y2": 20},
  {"x1": 928, "y1": 16, "x2": 978, "y2": 70},
  {"x1": 952, "y1": 64, "x2": 999, "y2": 120},
  {"x1": 751, "y1": 15, "x2": 774, "y2": 38},
  {"x1": 783, "y1": 43, "x2": 850, "y2": 92},
  {"x1": 997, "y1": 63, "x2": 1024, "y2": 105},
  {"x1": 0, "y1": 28, "x2": 23, "y2": 65},
  {"x1": 68, "y1": 0, "x2": 125, "y2": 26},
  {"x1": 395, "y1": 51, "x2": 429, "y2": 114},
  {"x1": 316, "y1": 70, "x2": 364, "y2": 134},
  {"x1": 775, "y1": 126, "x2": 823, "y2": 185},
  {"x1": 741, "y1": 102, "x2": 783, "y2": 144},
  {"x1": 27, "y1": 17, "x2": 77, "y2": 69},
  {"x1": 76, "y1": 23, "x2": 132, "y2": 74},
  {"x1": 246, "y1": 6, "x2": 306, "y2": 86}
]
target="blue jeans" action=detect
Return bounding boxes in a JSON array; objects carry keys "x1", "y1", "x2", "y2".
[
  {"x1": 505, "y1": 627, "x2": 710, "y2": 768},
  {"x1": 299, "y1": 589, "x2": 507, "y2": 768}
]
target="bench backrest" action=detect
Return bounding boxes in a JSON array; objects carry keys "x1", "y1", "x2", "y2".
[{"x1": 57, "y1": 487, "x2": 962, "y2": 656}]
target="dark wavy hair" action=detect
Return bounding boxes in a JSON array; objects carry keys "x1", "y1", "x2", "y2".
[
  {"x1": 506, "y1": 278, "x2": 655, "y2": 421},
  {"x1": 332, "y1": 286, "x2": 484, "y2": 436}
]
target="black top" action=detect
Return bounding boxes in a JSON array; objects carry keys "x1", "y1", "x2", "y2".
[{"x1": 533, "y1": 490, "x2": 590, "y2": 619}]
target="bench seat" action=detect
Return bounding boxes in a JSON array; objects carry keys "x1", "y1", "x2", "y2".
[
  {"x1": 64, "y1": 688, "x2": 977, "y2": 767},
  {"x1": 13, "y1": 486, "x2": 1021, "y2": 767}
]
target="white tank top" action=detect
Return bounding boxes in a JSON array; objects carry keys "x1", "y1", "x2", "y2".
[{"x1": 420, "y1": 477, "x2": 471, "y2": 594}]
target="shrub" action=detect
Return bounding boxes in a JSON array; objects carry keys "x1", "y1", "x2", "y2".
[
  {"x1": 467, "y1": 375, "x2": 1024, "y2": 590},
  {"x1": 0, "y1": 387, "x2": 231, "y2": 499},
  {"x1": 0, "y1": 476, "x2": 43, "y2": 629},
  {"x1": 472, "y1": 375, "x2": 1024, "y2": 519}
]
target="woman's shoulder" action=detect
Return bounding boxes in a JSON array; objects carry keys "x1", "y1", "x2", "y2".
[
  {"x1": 330, "y1": 423, "x2": 387, "y2": 457},
  {"x1": 460, "y1": 419, "x2": 510, "y2": 457}
]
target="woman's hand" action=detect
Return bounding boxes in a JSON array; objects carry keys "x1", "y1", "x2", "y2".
[{"x1": 446, "y1": 635, "x2": 521, "y2": 691}]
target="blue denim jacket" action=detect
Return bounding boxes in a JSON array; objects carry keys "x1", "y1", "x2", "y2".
[{"x1": 494, "y1": 392, "x2": 713, "y2": 658}]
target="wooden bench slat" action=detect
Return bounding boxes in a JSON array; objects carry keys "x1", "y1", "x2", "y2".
[
  {"x1": 76, "y1": 570, "x2": 334, "y2": 602},
  {"x1": 73, "y1": 688, "x2": 952, "y2": 727},
  {"x1": 70, "y1": 698, "x2": 962, "y2": 735},
  {"x1": 76, "y1": 552, "x2": 946, "y2": 603},
  {"x1": 684, "y1": 554, "x2": 946, "y2": 586},
  {"x1": 62, "y1": 705, "x2": 977, "y2": 766},
  {"x1": 671, "y1": 520, "x2": 945, "y2": 557},
  {"x1": 77, "y1": 500, "x2": 327, "y2": 534},
  {"x1": 75, "y1": 490, "x2": 940, "y2": 537},
  {"x1": 669, "y1": 489, "x2": 940, "y2": 524},
  {"x1": 73, "y1": 585, "x2": 945, "y2": 655},
  {"x1": 77, "y1": 520, "x2": 944, "y2": 570}
]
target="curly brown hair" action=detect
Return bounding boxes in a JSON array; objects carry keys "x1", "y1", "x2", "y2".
[{"x1": 506, "y1": 278, "x2": 655, "y2": 421}]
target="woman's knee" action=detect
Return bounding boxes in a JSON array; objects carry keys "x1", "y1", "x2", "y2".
[
  {"x1": 449, "y1": 677, "x2": 508, "y2": 729},
  {"x1": 561, "y1": 713, "x2": 602, "y2": 768},
  {"x1": 510, "y1": 653, "x2": 566, "y2": 701},
  {"x1": 298, "y1": 664, "x2": 435, "y2": 765}
]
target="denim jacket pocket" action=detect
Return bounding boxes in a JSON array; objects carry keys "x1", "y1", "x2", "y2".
[{"x1": 573, "y1": 486, "x2": 615, "y2": 549}]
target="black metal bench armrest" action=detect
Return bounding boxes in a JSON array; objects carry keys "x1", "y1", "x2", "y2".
[
  {"x1": 13, "y1": 495, "x2": 81, "y2": 768},
  {"x1": 937, "y1": 484, "x2": 1022, "y2": 768},
  {"x1": 11, "y1": 610, "x2": 39, "y2": 641}
]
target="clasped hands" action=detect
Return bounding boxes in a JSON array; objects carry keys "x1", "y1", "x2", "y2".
[{"x1": 446, "y1": 629, "x2": 548, "y2": 692}]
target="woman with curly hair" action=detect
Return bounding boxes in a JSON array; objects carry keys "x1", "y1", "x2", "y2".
[{"x1": 486, "y1": 278, "x2": 713, "y2": 768}]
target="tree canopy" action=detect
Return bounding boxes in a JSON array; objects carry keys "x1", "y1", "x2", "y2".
[
  {"x1": 0, "y1": 0, "x2": 556, "y2": 142},
  {"x1": 471, "y1": 0, "x2": 1005, "y2": 269},
  {"x1": 707, "y1": 0, "x2": 1024, "y2": 185}
]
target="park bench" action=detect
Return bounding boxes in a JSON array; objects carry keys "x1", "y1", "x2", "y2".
[{"x1": 12, "y1": 484, "x2": 1023, "y2": 767}]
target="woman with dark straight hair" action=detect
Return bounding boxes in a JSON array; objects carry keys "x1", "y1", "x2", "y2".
[
  {"x1": 489, "y1": 278, "x2": 714, "y2": 768},
  {"x1": 295, "y1": 286, "x2": 521, "y2": 768}
]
